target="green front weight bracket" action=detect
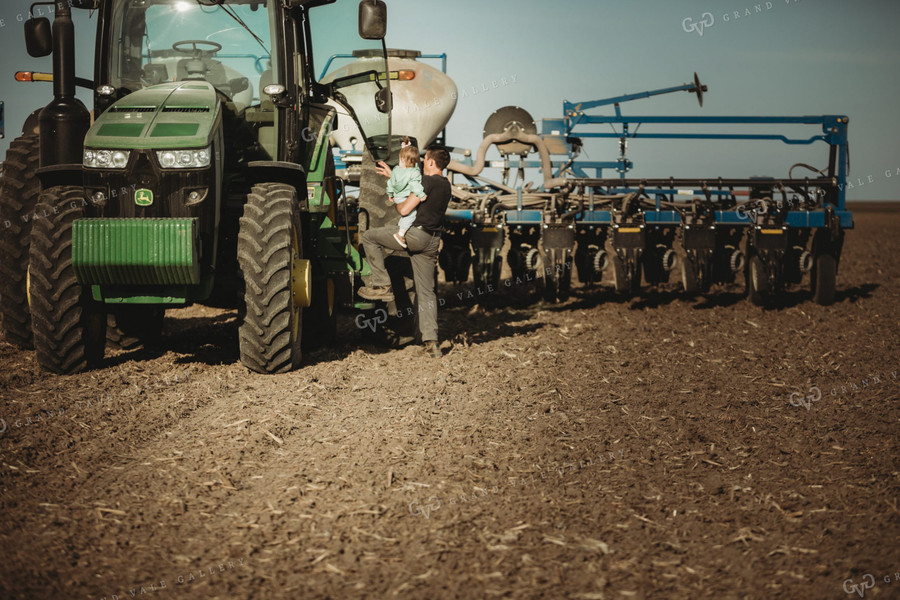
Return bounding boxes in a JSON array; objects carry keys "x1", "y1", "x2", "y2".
[{"x1": 72, "y1": 218, "x2": 201, "y2": 286}]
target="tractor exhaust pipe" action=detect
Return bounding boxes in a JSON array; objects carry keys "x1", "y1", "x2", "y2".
[
  {"x1": 38, "y1": 2, "x2": 91, "y2": 168},
  {"x1": 53, "y1": 2, "x2": 76, "y2": 100}
]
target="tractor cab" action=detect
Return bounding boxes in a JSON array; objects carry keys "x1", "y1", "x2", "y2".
[
  {"x1": 13, "y1": 0, "x2": 396, "y2": 374},
  {"x1": 93, "y1": 0, "x2": 392, "y2": 166}
]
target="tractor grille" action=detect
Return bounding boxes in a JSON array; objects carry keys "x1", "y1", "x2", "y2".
[
  {"x1": 109, "y1": 106, "x2": 156, "y2": 113},
  {"x1": 161, "y1": 107, "x2": 210, "y2": 113},
  {"x1": 72, "y1": 218, "x2": 200, "y2": 286}
]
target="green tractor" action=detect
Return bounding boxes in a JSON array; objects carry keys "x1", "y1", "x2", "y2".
[{"x1": 1, "y1": 0, "x2": 396, "y2": 374}]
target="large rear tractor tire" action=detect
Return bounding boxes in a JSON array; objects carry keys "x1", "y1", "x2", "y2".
[
  {"x1": 29, "y1": 186, "x2": 107, "y2": 374},
  {"x1": 812, "y1": 253, "x2": 836, "y2": 306},
  {"x1": 358, "y1": 148, "x2": 391, "y2": 228},
  {"x1": 238, "y1": 183, "x2": 306, "y2": 373},
  {"x1": 0, "y1": 134, "x2": 41, "y2": 348}
]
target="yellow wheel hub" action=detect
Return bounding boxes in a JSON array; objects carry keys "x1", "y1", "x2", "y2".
[
  {"x1": 290, "y1": 224, "x2": 311, "y2": 310},
  {"x1": 292, "y1": 257, "x2": 312, "y2": 309},
  {"x1": 289, "y1": 224, "x2": 310, "y2": 345}
]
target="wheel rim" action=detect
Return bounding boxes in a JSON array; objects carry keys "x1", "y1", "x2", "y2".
[{"x1": 290, "y1": 228, "x2": 311, "y2": 342}]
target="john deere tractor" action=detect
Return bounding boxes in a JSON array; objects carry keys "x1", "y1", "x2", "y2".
[{"x1": 0, "y1": 0, "x2": 396, "y2": 374}]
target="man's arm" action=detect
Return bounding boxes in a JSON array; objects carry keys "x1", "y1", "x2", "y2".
[{"x1": 395, "y1": 193, "x2": 422, "y2": 216}]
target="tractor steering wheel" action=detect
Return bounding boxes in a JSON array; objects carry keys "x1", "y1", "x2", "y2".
[{"x1": 172, "y1": 40, "x2": 223, "y2": 57}]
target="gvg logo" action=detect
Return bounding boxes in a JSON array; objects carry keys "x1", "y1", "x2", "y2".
[
  {"x1": 789, "y1": 386, "x2": 822, "y2": 410},
  {"x1": 408, "y1": 496, "x2": 441, "y2": 520},
  {"x1": 0, "y1": 418, "x2": 7, "y2": 435},
  {"x1": 355, "y1": 308, "x2": 388, "y2": 333},
  {"x1": 843, "y1": 571, "x2": 900, "y2": 597},
  {"x1": 736, "y1": 198, "x2": 774, "y2": 224},
  {"x1": 843, "y1": 574, "x2": 875, "y2": 597},
  {"x1": 683, "y1": 12, "x2": 714, "y2": 36}
]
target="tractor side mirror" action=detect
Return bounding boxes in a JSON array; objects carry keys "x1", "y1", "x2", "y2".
[
  {"x1": 24, "y1": 17, "x2": 52, "y2": 58},
  {"x1": 358, "y1": 0, "x2": 387, "y2": 40},
  {"x1": 375, "y1": 86, "x2": 392, "y2": 114}
]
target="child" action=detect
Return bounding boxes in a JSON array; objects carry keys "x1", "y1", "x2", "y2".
[{"x1": 386, "y1": 137, "x2": 426, "y2": 248}]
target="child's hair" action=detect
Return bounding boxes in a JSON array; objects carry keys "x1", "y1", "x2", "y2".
[{"x1": 399, "y1": 136, "x2": 419, "y2": 168}]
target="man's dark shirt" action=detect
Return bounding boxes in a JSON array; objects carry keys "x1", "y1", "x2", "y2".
[{"x1": 411, "y1": 174, "x2": 452, "y2": 233}]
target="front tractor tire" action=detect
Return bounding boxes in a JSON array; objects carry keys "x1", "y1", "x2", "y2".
[
  {"x1": 0, "y1": 134, "x2": 41, "y2": 348},
  {"x1": 238, "y1": 183, "x2": 307, "y2": 374},
  {"x1": 29, "y1": 186, "x2": 106, "y2": 374}
]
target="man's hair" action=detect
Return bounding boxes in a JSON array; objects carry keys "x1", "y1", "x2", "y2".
[{"x1": 425, "y1": 147, "x2": 451, "y2": 171}]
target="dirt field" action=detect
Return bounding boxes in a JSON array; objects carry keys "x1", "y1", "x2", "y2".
[{"x1": 1, "y1": 206, "x2": 898, "y2": 600}]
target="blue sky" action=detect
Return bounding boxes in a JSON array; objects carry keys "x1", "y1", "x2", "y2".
[{"x1": 1, "y1": 0, "x2": 897, "y2": 199}]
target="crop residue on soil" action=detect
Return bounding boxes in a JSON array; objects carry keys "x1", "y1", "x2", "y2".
[{"x1": 0, "y1": 207, "x2": 898, "y2": 599}]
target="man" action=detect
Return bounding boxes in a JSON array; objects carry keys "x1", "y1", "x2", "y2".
[{"x1": 358, "y1": 147, "x2": 452, "y2": 358}]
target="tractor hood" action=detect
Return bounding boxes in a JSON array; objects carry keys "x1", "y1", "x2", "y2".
[{"x1": 85, "y1": 82, "x2": 221, "y2": 150}]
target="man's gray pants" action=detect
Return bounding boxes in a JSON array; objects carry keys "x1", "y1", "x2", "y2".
[{"x1": 360, "y1": 226, "x2": 441, "y2": 343}]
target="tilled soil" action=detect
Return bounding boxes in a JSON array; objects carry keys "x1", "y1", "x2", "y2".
[{"x1": 0, "y1": 207, "x2": 898, "y2": 600}]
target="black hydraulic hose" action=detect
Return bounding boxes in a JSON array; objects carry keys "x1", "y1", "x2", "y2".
[
  {"x1": 338, "y1": 179, "x2": 356, "y2": 267},
  {"x1": 789, "y1": 163, "x2": 826, "y2": 179}
]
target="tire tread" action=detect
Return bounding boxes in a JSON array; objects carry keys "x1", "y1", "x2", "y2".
[
  {"x1": 237, "y1": 183, "x2": 301, "y2": 373},
  {"x1": 0, "y1": 134, "x2": 40, "y2": 348},
  {"x1": 30, "y1": 186, "x2": 105, "y2": 374}
]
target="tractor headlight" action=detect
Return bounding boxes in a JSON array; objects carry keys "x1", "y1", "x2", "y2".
[
  {"x1": 84, "y1": 148, "x2": 131, "y2": 169},
  {"x1": 155, "y1": 147, "x2": 211, "y2": 169}
]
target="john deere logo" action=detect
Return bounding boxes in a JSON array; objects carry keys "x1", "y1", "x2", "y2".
[{"x1": 135, "y1": 189, "x2": 154, "y2": 207}]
